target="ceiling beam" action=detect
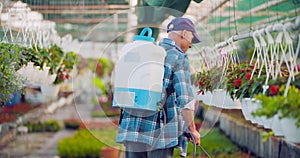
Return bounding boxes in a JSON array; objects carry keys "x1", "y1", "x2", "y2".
[
  {"x1": 198, "y1": 0, "x2": 230, "y2": 23},
  {"x1": 49, "y1": 18, "x2": 128, "y2": 23},
  {"x1": 207, "y1": 0, "x2": 286, "y2": 33},
  {"x1": 36, "y1": 9, "x2": 125, "y2": 14},
  {"x1": 28, "y1": 4, "x2": 130, "y2": 10},
  {"x1": 215, "y1": 10, "x2": 291, "y2": 17}
]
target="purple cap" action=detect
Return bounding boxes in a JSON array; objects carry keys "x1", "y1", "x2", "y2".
[{"x1": 167, "y1": 17, "x2": 201, "y2": 43}]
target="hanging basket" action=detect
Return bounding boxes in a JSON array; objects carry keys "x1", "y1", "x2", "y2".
[
  {"x1": 5, "y1": 92, "x2": 21, "y2": 107},
  {"x1": 201, "y1": 91, "x2": 213, "y2": 105},
  {"x1": 211, "y1": 89, "x2": 226, "y2": 108},
  {"x1": 270, "y1": 114, "x2": 284, "y2": 136},
  {"x1": 241, "y1": 98, "x2": 259, "y2": 124},
  {"x1": 280, "y1": 118, "x2": 300, "y2": 143},
  {"x1": 222, "y1": 93, "x2": 242, "y2": 109}
]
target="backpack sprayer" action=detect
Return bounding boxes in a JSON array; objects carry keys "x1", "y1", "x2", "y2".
[{"x1": 112, "y1": 27, "x2": 166, "y2": 111}]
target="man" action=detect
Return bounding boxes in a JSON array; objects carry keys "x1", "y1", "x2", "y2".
[{"x1": 116, "y1": 17, "x2": 201, "y2": 158}]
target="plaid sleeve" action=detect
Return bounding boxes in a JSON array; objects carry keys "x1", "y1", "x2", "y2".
[{"x1": 173, "y1": 54, "x2": 194, "y2": 109}]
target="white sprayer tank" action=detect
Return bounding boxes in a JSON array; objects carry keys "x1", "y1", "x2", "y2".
[{"x1": 113, "y1": 28, "x2": 166, "y2": 111}]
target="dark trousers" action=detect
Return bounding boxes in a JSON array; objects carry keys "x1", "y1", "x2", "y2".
[{"x1": 125, "y1": 142, "x2": 174, "y2": 158}]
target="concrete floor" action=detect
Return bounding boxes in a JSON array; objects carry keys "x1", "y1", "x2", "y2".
[{"x1": 0, "y1": 92, "x2": 120, "y2": 158}]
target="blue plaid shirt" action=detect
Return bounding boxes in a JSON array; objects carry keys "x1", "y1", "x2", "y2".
[{"x1": 116, "y1": 38, "x2": 194, "y2": 149}]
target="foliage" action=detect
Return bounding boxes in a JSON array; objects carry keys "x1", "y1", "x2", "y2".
[
  {"x1": 225, "y1": 62, "x2": 264, "y2": 99},
  {"x1": 266, "y1": 73, "x2": 300, "y2": 96},
  {"x1": 26, "y1": 44, "x2": 78, "y2": 85},
  {"x1": 253, "y1": 85, "x2": 300, "y2": 127},
  {"x1": 260, "y1": 131, "x2": 274, "y2": 142},
  {"x1": 94, "y1": 77, "x2": 106, "y2": 95},
  {"x1": 19, "y1": 45, "x2": 44, "y2": 67},
  {"x1": 96, "y1": 58, "x2": 114, "y2": 78},
  {"x1": 47, "y1": 44, "x2": 64, "y2": 75},
  {"x1": 57, "y1": 129, "x2": 120, "y2": 158},
  {"x1": 44, "y1": 119, "x2": 61, "y2": 132},
  {"x1": 53, "y1": 51, "x2": 77, "y2": 84},
  {"x1": 0, "y1": 43, "x2": 25, "y2": 105},
  {"x1": 194, "y1": 66, "x2": 223, "y2": 93},
  {"x1": 91, "y1": 58, "x2": 114, "y2": 99},
  {"x1": 25, "y1": 121, "x2": 45, "y2": 132},
  {"x1": 24, "y1": 119, "x2": 61, "y2": 132},
  {"x1": 1, "y1": 42, "x2": 78, "y2": 99},
  {"x1": 58, "y1": 130, "x2": 105, "y2": 158}
]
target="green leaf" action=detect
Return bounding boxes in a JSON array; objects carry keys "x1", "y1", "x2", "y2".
[{"x1": 94, "y1": 77, "x2": 106, "y2": 95}]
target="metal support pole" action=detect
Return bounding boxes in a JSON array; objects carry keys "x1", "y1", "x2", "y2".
[{"x1": 214, "y1": 15, "x2": 300, "y2": 49}]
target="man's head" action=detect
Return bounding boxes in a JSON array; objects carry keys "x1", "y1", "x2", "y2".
[{"x1": 167, "y1": 17, "x2": 201, "y2": 44}]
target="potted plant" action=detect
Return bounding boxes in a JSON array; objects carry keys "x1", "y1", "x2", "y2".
[
  {"x1": 253, "y1": 83, "x2": 300, "y2": 143},
  {"x1": 92, "y1": 57, "x2": 114, "y2": 97},
  {"x1": 194, "y1": 66, "x2": 223, "y2": 106},
  {"x1": 41, "y1": 45, "x2": 77, "y2": 99},
  {"x1": 224, "y1": 62, "x2": 265, "y2": 100},
  {"x1": 0, "y1": 43, "x2": 25, "y2": 106},
  {"x1": 19, "y1": 45, "x2": 44, "y2": 68},
  {"x1": 223, "y1": 62, "x2": 269, "y2": 124},
  {"x1": 53, "y1": 51, "x2": 77, "y2": 85},
  {"x1": 101, "y1": 146, "x2": 120, "y2": 158},
  {"x1": 194, "y1": 70, "x2": 213, "y2": 105},
  {"x1": 92, "y1": 58, "x2": 118, "y2": 116}
]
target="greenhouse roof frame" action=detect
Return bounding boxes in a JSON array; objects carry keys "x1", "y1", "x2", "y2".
[
  {"x1": 1, "y1": 0, "x2": 299, "y2": 43},
  {"x1": 189, "y1": 0, "x2": 299, "y2": 42}
]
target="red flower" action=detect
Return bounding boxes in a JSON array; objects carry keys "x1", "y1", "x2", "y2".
[
  {"x1": 96, "y1": 63, "x2": 103, "y2": 77},
  {"x1": 65, "y1": 73, "x2": 70, "y2": 80},
  {"x1": 249, "y1": 80, "x2": 253, "y2": 85},
  {"x1": 234, "y1": 79, "x2": 242, "y2": 88},
  {"x1": 269, "y1": 85, "x2": 280, "y2": 96},
  {"x1": 246, "y1": 73, "x2": 251, "y2": 80},
  {"x1": 60, "y1": 73, "x2": 65, "y2": 80},
  {"x1": 200, "y1": 82, "x2": 205, "y2": 88}
]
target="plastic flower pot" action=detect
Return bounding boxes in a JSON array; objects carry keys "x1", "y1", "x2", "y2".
[
  {"x1": 223, "y1": 94, "x2": 242, "y2": 109},
  {"x1": 280, "y1": 118, "x2": 300, "y2": 143},
  {"x1": 41, "y1": 84, "x2": 60, "y2": 100},
  {"x1": 101, "y1": 146, "x2": 119, "y2": 158},
  {"x1": 270, "y1": 114, "x2": 284, "y2": 136},
  {"x1": 241, "y1": 98, "x2": 259, "y2": 124},
  {"x1": 211, "y1": 89, "x2": 226, "y2": 108},
  {"x1": 6, "y1": 92, "x2": 21, "y2": 106},
  {"x1": 201, "y1": 91, "x2": 213, "y2": 105},
  {"x1": 254, "y1": 101, "x2": 273, "y2": 129}
]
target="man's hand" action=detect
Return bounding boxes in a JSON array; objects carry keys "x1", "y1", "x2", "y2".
[
  {"x1": 181, "y1": 108, "x2": 201, "y2": 146},
  {"x1": 189, "y1": 129, "x2": 200, "y2": 145}
]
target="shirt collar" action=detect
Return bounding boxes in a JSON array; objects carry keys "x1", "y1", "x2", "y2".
[{"x1": 159, "y1": 38, "x2": 184, "y2": 53}]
